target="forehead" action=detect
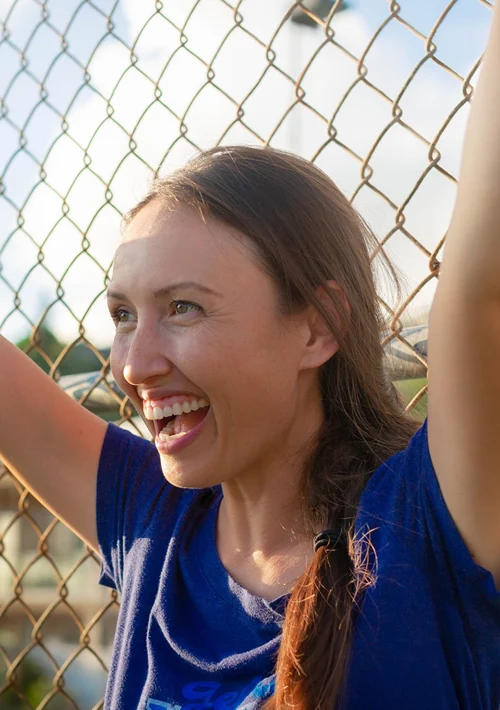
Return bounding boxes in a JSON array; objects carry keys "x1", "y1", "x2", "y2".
[{"x1": 112, "y1": 200, "x2": 258, "y2": 286}]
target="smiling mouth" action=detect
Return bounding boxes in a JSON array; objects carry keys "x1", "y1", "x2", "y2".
[
  {"x1": 153, "y1": 413, "x2": 175, "y2": 437},
  {"x1": 154, "y1": 407, "x2": 210, "y2": 438}
]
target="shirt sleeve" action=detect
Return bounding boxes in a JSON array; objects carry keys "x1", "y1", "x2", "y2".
[
  {"x1": 95, "y1": 422, "x2": 168, "y2": 592},
  {"x1": 417, "y1": 416, "x2": 500, "y2": 599},
  {"x1": 364, "y1": 416, "x2": 500, "y2": 602}
]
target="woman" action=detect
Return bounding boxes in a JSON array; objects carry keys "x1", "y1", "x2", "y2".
[{"x1": 2, "y1": 7, "x2": 500, "y2": 710}]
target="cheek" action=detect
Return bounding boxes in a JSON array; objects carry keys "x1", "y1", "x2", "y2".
[
  {"x1": 217, "y1": 338, "x2": 296, "y2": 413},
  {"x1": 109, "y1": 338, "x2": 127, "y2": 385}
]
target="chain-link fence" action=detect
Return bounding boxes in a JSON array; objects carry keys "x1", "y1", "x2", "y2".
[{"x1": 0, "y1": 0, "x2": 491, "y2": 707}]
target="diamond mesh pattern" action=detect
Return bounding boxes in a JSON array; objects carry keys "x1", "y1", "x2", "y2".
[{"x1": 0, "y1": 0, "x2": 491, "y2": 706}]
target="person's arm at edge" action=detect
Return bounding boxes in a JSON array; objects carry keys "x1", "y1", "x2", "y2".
[
  {"x1": 438, "y1": 0, "x2": 500, "y2": 288},
  {"x1": 427, "y1": 0, "x2": 500, "y2": 584},
  {"x1": 0, "y1": 333, "x2": 107, "y2": 553}
]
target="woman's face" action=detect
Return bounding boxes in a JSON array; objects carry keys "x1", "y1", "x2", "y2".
[{"x1": 108, "y1": 199, "x2": 324, "y2": 489}]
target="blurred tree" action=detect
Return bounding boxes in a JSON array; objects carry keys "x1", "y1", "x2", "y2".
[
  {"x1": 16, "y1": 326, "x2": 110, "y2": 377},
  {"x1": 4, "y1": 657, "x2": 67, "y2": 709}
]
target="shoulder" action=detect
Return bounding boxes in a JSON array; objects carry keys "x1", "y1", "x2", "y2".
[{"x1": 356, "y1": 418, "x2": 500, "y2": 600}]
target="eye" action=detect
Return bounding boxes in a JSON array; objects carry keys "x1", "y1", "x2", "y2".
[
  {"x1": 172, "y1": 300, "x2": 203, "y2": 316},
  {"x1": 110, "y1": 307, "x2": 133, "y2": 325}
]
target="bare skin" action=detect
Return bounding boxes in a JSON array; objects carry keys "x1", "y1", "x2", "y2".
[
  {"x1": 425, "y1": 1, "x2": 500, "y2": 587},
  {"x1": 107, "y1": 200, "x2": 344, "y2": 599}
]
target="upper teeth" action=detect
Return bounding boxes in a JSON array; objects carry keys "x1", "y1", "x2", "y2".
[{"x1": 144, "y1": 398, "x2": 209, "y2": 420}]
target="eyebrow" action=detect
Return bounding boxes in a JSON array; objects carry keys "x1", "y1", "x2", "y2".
[{"x1": 106, "y1": 281, "x2": 223, "y2": 301}]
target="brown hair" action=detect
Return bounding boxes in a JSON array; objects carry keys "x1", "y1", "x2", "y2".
[{"x1": 123, "y1": 145, "x2": 420, "y2": 709}]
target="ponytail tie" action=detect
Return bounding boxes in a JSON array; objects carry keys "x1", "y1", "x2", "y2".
[{"x1": 313, "y1": 528, "x2": 348, "y2": 553}]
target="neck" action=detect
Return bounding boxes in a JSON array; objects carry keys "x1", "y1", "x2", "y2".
[
  {"x1": 215, "y1": 384, "x2": 325, "y2": 599},
  {"x1": 216, "y1": 488, "x2": 314, "y2": 600}
]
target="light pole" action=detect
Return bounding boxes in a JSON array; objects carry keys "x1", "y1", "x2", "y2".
[
  {"x1": 288, "y1": 1, "x2": 351, "y2": 152},
  {"x1": 291, "y1": 0, "x2": 351, "y2": 28}
]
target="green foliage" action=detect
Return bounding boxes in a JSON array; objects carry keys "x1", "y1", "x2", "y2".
[
  {"x1": 3, "y1": 657, "x2": 67, "y2": 709},
  {"x1": 394, "y1": 377, "x2": 428, "y2": 421},
  {"x1": 16, "y1": 325, "x2": 110, "y2": 377}
]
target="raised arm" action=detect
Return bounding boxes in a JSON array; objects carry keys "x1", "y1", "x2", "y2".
[
  {"x1": 427, "y1": 0, "x2": 500, "y2": 584},
  {"x1": 0, "y1": 334, "x2": 107, "y2": 552},
  {"x1": 438, "y1": 1, "x2": 500, "y2": 290}
]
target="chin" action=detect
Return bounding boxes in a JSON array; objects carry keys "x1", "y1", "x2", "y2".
[{"x1": 159, "y1": 458, "x2": 221, "y2": 490}]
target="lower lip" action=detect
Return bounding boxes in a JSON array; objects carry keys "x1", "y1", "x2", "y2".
[{"x1": 155, "y1": 408, "x2": 210, "y2": 455}]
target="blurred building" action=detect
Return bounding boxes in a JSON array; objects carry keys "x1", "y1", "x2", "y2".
[{"x1": 0, "y1": 469, "x2": 118, "y2": 704}]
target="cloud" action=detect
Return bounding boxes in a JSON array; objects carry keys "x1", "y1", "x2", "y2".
[{"x1": 0, "y1": 0, "x2": 487, "y2": 347}]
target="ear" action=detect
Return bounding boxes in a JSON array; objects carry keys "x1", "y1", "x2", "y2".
[{"x1": 297, "y1": 280, "x2": 351, "y2": 372}]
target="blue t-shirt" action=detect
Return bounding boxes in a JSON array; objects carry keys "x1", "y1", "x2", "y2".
[{"x1": 96, "y1": 418, "x2": 500, "y2": 709}]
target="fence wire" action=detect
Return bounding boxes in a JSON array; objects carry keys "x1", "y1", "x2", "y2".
[{"x1": 0, "y1": 0, "x2": 491, "y2": 707}]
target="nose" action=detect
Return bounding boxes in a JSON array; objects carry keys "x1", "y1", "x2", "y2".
[{"x1": 121, "y1": 323, "x2": 174, "y2": 387}]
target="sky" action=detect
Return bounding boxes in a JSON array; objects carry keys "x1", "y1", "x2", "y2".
[{"x1": 0, "y1": 0, "x2": 492, "y2": 348}]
